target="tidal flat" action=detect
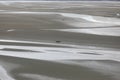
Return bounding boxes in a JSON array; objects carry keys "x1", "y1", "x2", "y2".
[{"x1": 0, "y1": 1, "x2": 120, "y2": 80}]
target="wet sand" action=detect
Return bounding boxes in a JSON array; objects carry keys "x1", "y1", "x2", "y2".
[
  {"x1": 0, "y1": 1, "x2": 120, "y2": 80},
  {"x1": 0, "y1": 55, "x2": 118, "y2": 80}
]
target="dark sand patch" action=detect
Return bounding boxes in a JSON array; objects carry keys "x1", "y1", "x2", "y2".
[
  {"x1": 0, "y1": 41, "x2": 72, "y2": 48},
  {"x1": 78, "y1": 52, "x2": 102, "y2": 55},
  {"x1": 0, "y1": 48, "x2": 40, "y2": 53},
  {"x1": 0, "y1": 55, "x2": 114, "y2": 80}
]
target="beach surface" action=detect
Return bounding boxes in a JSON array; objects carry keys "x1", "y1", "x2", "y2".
[{"x1": 0, "y1": 1, "x2": 120, "y2": 80}]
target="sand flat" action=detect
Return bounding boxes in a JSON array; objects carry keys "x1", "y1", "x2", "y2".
[{"x1": 0, "y1": 1, "x2": 120, "y2": 80}]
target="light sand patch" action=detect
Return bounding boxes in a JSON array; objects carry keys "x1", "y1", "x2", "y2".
[
  {"x1": 0, "y1": 65, "x2": 15, "y2": 80},
  {"x1": 56, "y1": 28, "x2": 120, "y2": 36}
]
